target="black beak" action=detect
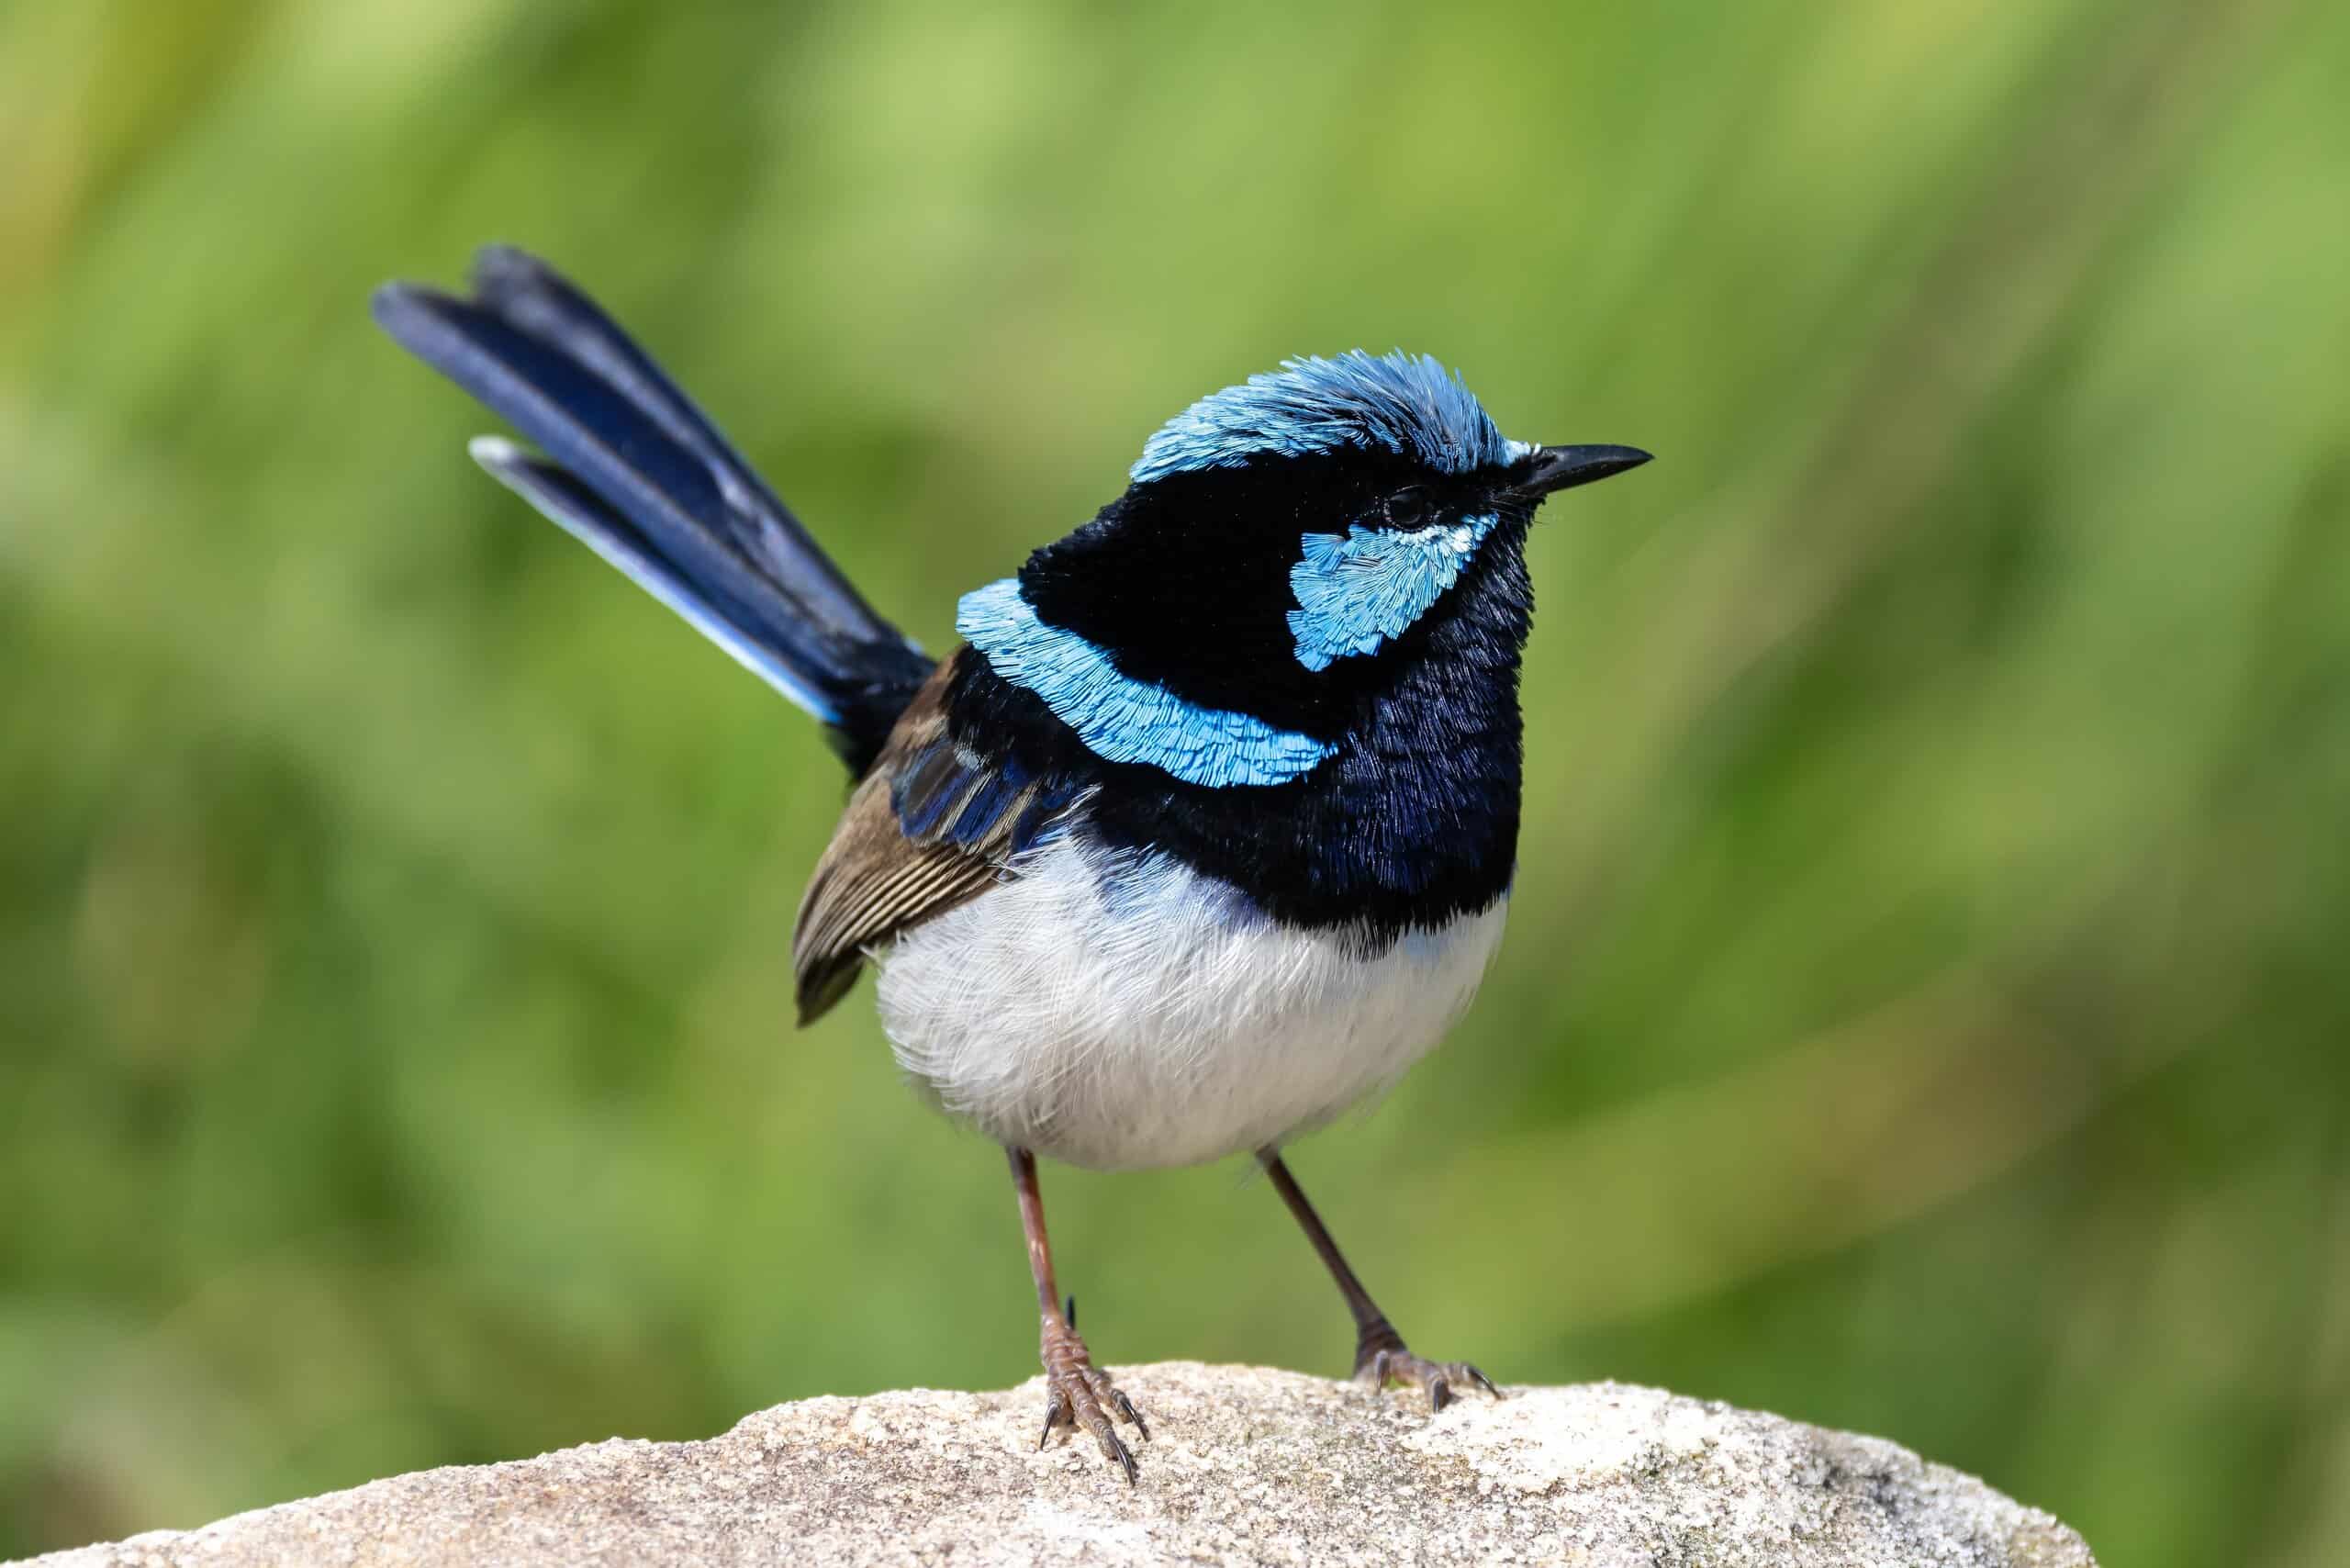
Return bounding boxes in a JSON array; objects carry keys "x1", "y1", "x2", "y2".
[{"x1": 1519, "y1": 443, "x2": 1652, "y2": 498}]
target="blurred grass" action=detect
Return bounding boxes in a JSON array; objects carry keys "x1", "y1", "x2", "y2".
[{"x1": 2, "y1": 0, "x2": 2346, "y2": 1560}]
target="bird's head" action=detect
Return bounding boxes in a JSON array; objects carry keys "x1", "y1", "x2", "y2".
[{"x1": 957, "y1": 351, "x2": 1648, "y2": 768}]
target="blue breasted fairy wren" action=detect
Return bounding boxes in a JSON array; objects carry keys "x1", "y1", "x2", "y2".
[{"x1": 373, "y1": 248, "x2": 1650, "y2": 1483}]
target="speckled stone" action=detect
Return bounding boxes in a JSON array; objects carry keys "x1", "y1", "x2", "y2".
[{"x1": 19, "y1": 1363, "x2": 2096, "y2": 1567}]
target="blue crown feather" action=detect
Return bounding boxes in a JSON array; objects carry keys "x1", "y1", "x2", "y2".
[{"x1": 1131, "y1": 350, "x2": 1523, "y2": 485}]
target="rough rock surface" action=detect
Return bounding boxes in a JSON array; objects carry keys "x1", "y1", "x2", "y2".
[{"x1": 23, "y1": 1362, "x2": 2094, "y2": 1566}]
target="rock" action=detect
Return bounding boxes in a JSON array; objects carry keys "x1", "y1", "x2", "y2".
[{"x1": 19, "y1": 1362, "x2": 2094, "y2": 1566}]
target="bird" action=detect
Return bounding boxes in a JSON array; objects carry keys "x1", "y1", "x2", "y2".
[{"x1": 371, "y1": 247, "x2": 1650, "y2": 1484}]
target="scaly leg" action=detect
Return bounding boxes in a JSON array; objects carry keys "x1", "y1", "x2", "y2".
[
  {"x1": 1260, "y1": 1150, "x2": 1503, "y2": 1412},
  {"x1": 1008, "y1": 1146, "x2": 1149, "y2": 1481}
]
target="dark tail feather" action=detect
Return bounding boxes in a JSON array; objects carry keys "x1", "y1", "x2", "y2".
[
  {"x1": 464, "y1": 435, "x2": 847, "y2": 718},
  {"x1": 371, "y1": 248, "x2": 931, "y2": 772}
]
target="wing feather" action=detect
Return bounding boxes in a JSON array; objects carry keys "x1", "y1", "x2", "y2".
[{"x1": 791, "y1": 658, "x2": 1080, "y2": 1023}]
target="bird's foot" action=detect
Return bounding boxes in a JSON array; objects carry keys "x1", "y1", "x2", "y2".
[
  {"x1": 1035, "y1": 1297, "x2": 1149, "y2": 1483},
  {"x1": 1353, "y1": 1318, "x2": 1503, "y2": 1413}
]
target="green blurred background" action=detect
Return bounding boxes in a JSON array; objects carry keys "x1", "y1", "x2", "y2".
[{"x1": 3, "y1": 0, "x2": 2345, "y2": 1560}]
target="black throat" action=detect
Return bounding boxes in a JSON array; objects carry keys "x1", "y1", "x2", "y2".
[{"x1": 943, "y1": 515, "x2": 1532, "y2": 939}]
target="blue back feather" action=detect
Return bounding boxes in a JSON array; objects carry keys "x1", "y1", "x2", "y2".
[{"x1": 957, "y1": 579, "x2": 1335, "y2": 788}]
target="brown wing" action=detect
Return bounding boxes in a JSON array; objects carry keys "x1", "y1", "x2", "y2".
[{"x1": 791, "y1": 658, "x2": 1074, "y2": 1024}]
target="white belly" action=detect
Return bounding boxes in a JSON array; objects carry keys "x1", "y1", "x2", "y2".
[{"x1": 871, "y1": 835, "x2": 1507, "y2": 1170}]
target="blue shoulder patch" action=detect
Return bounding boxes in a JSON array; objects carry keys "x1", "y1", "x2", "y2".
[
  {"x1": 1132, "y1": 350, "x2": 1521, "y2": 484},
  {"x1": 957, "y1": 579, "x2": 1335, "y2": 788},
  {"x1": 1287, "y1": 513, "x2": 1498, "y2": 670}
]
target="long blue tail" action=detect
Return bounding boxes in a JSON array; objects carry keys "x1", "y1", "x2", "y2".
[{"x1": 372, "y1": 247, "x2": 932, "y2": 774}]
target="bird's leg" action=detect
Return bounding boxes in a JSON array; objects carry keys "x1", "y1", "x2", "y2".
[
  {"x1": 1008, "y1": 1146, "x2": 1148, "y2": 1481},
  {"x1": 1259, "y1": 1150, "x2": 1503, "y2": 1412}
]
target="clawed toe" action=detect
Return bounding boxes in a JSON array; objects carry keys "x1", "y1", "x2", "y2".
[
  {"x1": 1360, "y1": 1342, "x2": 1505, "y2": 1413},
  {"x1": 1037, "y1": 1310, "x2": 1148, "y2": 1483},
  {"x1": 1090, "y1": 1369, "x2": 1152, "y2": 1443},
  {"x1": 1038, "y1": 1384, "x2": 1139, "y2": 1483}
]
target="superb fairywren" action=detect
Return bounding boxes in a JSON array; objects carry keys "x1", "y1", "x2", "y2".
[{"x1": 373, "y1": 248, "x2": 1649, "y2": 1483}]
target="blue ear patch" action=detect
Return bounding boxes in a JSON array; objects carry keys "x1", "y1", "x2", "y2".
[
  {"x1": 957, "y1": 579, "x2": 1335, "y2": 788},
  {"x1": 1133, "y1": 351, "x2": 1518, "y2": 484},
  {"x1": 1287, "y1": 514, "x2": 1497, "y2": 670}
]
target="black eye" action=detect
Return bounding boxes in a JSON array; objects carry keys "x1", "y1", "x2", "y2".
[{"x1": 1383, "y1": 487, "x2": 1433, "y2": 528}]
